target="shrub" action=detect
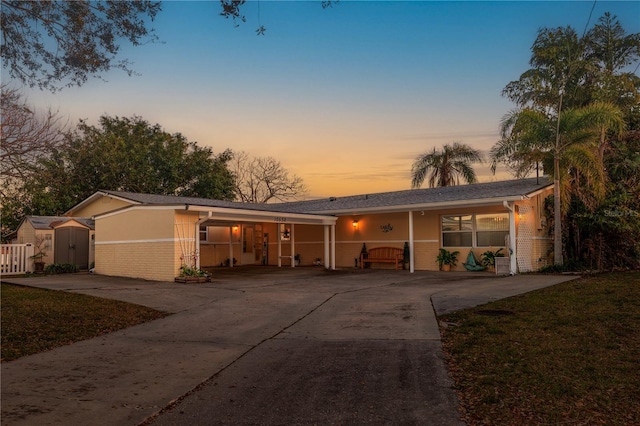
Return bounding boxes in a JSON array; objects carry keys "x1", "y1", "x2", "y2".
[{"x1": 44, "y1": 263, "x2": 79, "y2": 274}]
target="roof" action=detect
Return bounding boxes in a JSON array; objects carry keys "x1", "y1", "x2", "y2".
[
  {"x1": 24, "y1": 216, "x2": 95, "y2": 230},
  {"x1": 274, "y1": 177, "x2": 553, "y2": 214},
  {"x1": 94, "y1": 177, "x2": 552, "y2": 216}
]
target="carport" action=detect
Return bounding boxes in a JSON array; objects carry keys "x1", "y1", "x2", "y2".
[{"x1": 189, "y1": 205, "x2": 338, "y2": 270}]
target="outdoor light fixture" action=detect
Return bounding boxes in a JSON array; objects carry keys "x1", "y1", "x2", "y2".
[
  {"x1": 233, "y1": 225, "x2": 238, "y2": 231},
  {"x1": 352, "y1": 220, "x2": 359, "y2": 229}
]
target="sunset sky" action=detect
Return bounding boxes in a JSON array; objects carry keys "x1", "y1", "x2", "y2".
[{"x1": 12, "y1": 1, "x2": 640, "y2": 198}]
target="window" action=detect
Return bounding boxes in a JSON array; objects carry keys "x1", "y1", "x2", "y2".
[
  {"x1": 442, "y1": 215, "x2": 472, "y2": 247},
  {"x1": 199, "y1": 225, "x2": 208, "y2": 242},
  {"x1": 44, "y1": 234, "x2": 52, "y2": 251},
  {"x1": 475, "y1": 213, "x2": 509, "y2": 247},
  {"x1": 441, "y1": 213, "x2": 509, "y2": 247}
]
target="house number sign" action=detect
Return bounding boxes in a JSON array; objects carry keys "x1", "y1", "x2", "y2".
[
  {"x1": 273, "y1": 217, "x2": 288, "y2": 223},
  {"x1": 380, "y1": 223, "x2": 393, "y2": 233}
]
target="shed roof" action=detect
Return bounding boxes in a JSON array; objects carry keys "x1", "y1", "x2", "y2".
[{"x1": 24, "y1": 216, "x2": 95, "y2": 230}]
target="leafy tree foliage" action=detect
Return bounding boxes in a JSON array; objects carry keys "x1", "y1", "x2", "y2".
[
  {"x1": 1, "y1": 0, "x2": 161, "y2": 91},
  {"x1": 411, "y1": 142, "x2": 484, "y2": 188},
  {"x1": 230, "y1": 151, "x2": 307, "y2": 203},
  {"x1": 493, "y1": 13, "x2": 640, "y2": 269},
  {"x1": 2, "y1": 116, "x2": 235, "y2": 232}
]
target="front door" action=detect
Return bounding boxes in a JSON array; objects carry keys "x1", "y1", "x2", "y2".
[{"x1": 241, "y1": 225, "x2": 255, "y2": 265}]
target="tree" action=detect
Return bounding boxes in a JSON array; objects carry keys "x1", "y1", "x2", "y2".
[
  {"x1": 10, "y1": 115, "x2": 235, "y2": 219},
  {"x1": 502, "y1": 22, "x2": 607, "y2": 265},
  {"x1": 220, "y1": 0, "x2": 337, "y2": 31},
  {"x1": 411, "y1": 142, "x2": 483, "y2": 189},
  {"x1": 492, "y1": 102, "x2": 624, "y2": 208},
  {"x1": 230, "y1": 151, "x2": 307, "y2": 203},
  {"x1": 1, "y1": 0, "x2": 161, "y2": 91},
  {"x1": 583, "y1": 13, "x2": 640, "y2": 161},
  {"x1": 0, "y1": 84, "x2": 68, "y2": 183}
]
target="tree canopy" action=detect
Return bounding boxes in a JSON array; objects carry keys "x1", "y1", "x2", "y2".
[
  {"x1": 1, "y1": 0, "x2": 161, "y2": 91},
  {"x1": 492, "y1": 12, "x2": 640, "y2": 269},
  {"x1": 0, "y1": 115, "x2": 235, "y2": 235}
]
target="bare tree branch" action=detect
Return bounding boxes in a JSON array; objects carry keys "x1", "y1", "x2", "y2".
[
  {"x1": 0, "y1": 84, "x2": 68, "y2": 186},
  {"x1": 230, "y1": 151, "x2": 307, "y2": 203}
]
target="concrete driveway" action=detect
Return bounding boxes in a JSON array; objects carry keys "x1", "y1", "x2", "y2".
[{"x1": 1, "y1": 268, "x2": 577, "y2": 426}]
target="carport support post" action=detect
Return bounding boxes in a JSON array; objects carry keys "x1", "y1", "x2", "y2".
[
  {"x1": 277, "y1": 225, "x2": 282, "y2": 267},
  {"x1": 408, "y1": 211, "x2": 415, "y2": 273},
  {"x1": 290, "y1": 224, "x2": 295, "y2": 268},
  {"x1": 228, "y1": 226, "x2": 234, "y2": 268},
  {"x1": 331, "y1": 224, "x2": 336, "y2": 270},
  {"x1": 324, "y1": 225, "x2": 330, "y2": 270}
]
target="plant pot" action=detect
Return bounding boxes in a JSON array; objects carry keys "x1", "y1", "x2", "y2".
[
  {"x1": 175, "y1": 276, "x2": 211, "y2": 283},
  {"x1": 34, "y1": 262, "x2": 45, "y2": 273},
  {"x1": 441, "y1": 264, "x2": 451, "y2": 272}
]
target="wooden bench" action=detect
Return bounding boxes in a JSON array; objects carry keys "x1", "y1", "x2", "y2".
[{"x1": 360, "y1": 247, "x2": 404, "y2": 270}]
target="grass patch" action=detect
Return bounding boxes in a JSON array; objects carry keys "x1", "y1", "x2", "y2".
[
  {"x1": 1, "y1": 283, "x2": 169, "y2": 362},
  {"x1": 439, "y1": 271, "x2": 640, "y2": 425}
]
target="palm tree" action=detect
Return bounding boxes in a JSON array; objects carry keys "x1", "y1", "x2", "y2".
[
  {"x1": 411, "y1": 142, "x2": 483, "y2": 188},
  {"x1": 490, "y1": 101, "x2": 625, "y2": 262}
]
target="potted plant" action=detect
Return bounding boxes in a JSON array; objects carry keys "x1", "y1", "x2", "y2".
[
  {"x1": 402, "y1": 241, "x2": 410, "y2": 270},
  {"x1": 176, "y1": 265, "x2": 211, "y2": 283},
  {"x1": 436, "y1": 248, "x2": 459, "y2": 271},
  {"x1": 30, "y1": 236, "x2": 47, "y2": 273},
  {"x1": 480, "y1": 248, "x2": 505, "y2": 271},
  {"x1": 294, "y1": 254, "x2": 301, "y2": 266}
]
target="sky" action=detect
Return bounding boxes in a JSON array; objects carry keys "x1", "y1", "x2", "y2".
[{"x1": 11, "y1": 0, "x2": 640, "y2": 199}]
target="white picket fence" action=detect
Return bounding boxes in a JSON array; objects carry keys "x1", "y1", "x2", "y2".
[{"x1": 1, "y1": 244, "x2": 35, "y2": 275}]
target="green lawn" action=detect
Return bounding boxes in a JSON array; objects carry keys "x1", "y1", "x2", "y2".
[
  {"x1": 439, "y1": 271, "x2": 640, "y2": 425},
  {"x1": 1, "y1": 283, "x2": 169, "y2": 362}
]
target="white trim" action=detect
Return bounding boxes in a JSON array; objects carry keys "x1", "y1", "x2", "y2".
[
  {"x1": 66, "y1": 191, "x2": 142, "y2": 216},
  {"x1": 94, "y1": 204, "x2": 338, "y2": 225},
  {"x1": 96, "y1": 238, "x2": 191, "y2": 245}
]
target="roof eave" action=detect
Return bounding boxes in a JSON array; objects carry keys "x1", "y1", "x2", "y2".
[{"x1": 308, "y1": 195, "x2": 534, "y2": 215}]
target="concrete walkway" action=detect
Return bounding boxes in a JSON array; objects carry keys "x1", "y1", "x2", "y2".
[{"x1": 1, "y1": 268, "x2": 577, "y2": 426}]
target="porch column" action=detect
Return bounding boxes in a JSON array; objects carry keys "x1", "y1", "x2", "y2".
[
  {"x1": 408, "y1": 211, "x2": 415, "y2": 273},
  {"x1": 277, "y1": 225, "x2": 282, "y2": 267},
  {"x1": 290, "y1": 224, "x2": 295, "y2": 268},
  {"x1": 330, "y1": 224, "x2": 336, "y2": 270},
  {"x1": 195, "y1": 214, "x2": 210, "y2": 270},
  {"x1": 324, "y1": 225, "x2": 330, "y2": 270},
  {"x1": 504, "y1": 201, "x2": 517, "y2": 275},
  {"x1": 228, "y1": 226, "x2": 234, "y2": 268}
]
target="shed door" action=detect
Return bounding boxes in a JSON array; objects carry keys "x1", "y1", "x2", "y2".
[{"x1": 54, "y1": 228, "x2": 89, "y2": 269}]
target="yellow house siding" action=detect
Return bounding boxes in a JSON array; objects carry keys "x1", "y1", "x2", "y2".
[
  {"x1": 96, "y1": 241, "x2": 176, "y2": 281},
  {"x1": 70, "y1": 195, "x2": 134, "y2": 218},
  {"x1": 95, "y1": 208, "x2": 187, "y2": 281}
]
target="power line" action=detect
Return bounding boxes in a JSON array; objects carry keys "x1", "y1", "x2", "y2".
[{"x1": 582, "y1": 0, "x2": 597, "y2": 38}]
